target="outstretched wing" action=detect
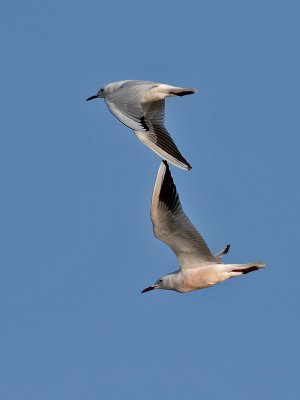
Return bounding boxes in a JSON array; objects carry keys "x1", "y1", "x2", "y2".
[
  {"x1": 134, "y1": 99, "x2": 191, "y2": 170},
  {"x1": 105, "y1": 82, "x2": 157, "y2": 132},
  {"x1": 150, "y1": 161, "x2": 217, "y2": 269}
]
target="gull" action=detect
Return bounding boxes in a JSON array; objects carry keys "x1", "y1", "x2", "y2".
[
  {"x1": 141, "y1": 161, "x2": 265, "y2": 294},
  {"x1": 86, "y1": 80, "x2": 197, "y2": 170}
]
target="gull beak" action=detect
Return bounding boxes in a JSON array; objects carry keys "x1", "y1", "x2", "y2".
[
  {"x1": 86, "y1": 95, "x2": 99, "y2": 101},
  {"x1": 141, "y1": 285, "x2": 156, "y2": 294}
]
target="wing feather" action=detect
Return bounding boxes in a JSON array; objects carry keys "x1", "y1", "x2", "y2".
[
  {"x1": 151, "y1": 161, "x2": 217, "y2": 269},
  {"x1": 105, "y1": 83, "x2": 157, "y2": 131},
  {"x1": 105, "y1": 82, "x2": 191, "y2": 170},
  {"x1": 135, "y1": 99, "x2": 191, "y2": 170}
]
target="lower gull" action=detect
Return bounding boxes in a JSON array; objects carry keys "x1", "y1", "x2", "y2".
[{"x1": 142, "y1": 161, "x2": 265, "y2": 294}]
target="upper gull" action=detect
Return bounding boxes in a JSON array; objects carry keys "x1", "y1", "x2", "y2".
[{"x1": 86, "y1": 80, "x2": 197, "y2": 170}]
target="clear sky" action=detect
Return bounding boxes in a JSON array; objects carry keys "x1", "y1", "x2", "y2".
[{"x1": 1, "y1": 0, "x2": 299, "y2": 399}]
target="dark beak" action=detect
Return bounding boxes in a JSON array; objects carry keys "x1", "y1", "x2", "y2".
[
  {"x1": 141, "y1": 285, "x2": 156, "y2": 294},
  {"x1": 86, "y1": 95, "x2": 99, "y2": 101}
]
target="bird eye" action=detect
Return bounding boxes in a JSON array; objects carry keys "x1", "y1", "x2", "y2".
[
  {"x1": 158, "y1": 279, "x2": 163, "y2": 283},
  {"x1": 100, "y1": 88, "x2": 104, "y2": 92}
]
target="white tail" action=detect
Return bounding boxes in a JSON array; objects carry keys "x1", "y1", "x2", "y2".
[
  {"x1": 226, "y1": 262, "x2": 265, "y2": 275},
  {"x1": 158, "y1": 85, "x2": 197, "y2": 97}
]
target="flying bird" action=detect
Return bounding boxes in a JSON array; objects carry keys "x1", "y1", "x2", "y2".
[
  {"x1": 141, "y1": 161, "x2": 265, "y2": 294},
  {"x1": 86, "y1": 80, "x2": 197, "y2": 170}
]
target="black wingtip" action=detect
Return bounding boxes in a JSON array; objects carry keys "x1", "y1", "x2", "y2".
[
  {"x1": 159, "y1": 161, "x2": 180, "y2": 212},
  {"x1": 224, "y1": 244, "x2": 230, "y2": 254},
  {"x1": 162, "y1": 160, "x2": 171, "y2": 181}
]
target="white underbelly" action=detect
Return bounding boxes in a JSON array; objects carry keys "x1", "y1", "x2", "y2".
[{"x1": 180, "y1": 265, "x2": 227, "y2": 292}]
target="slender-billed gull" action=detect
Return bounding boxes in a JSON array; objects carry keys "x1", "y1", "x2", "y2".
[
  {"x1": 86, "y1": 80, "x2": 197, "y2": 170},
  {"x1": 141, "y1": 161, "x2": 265, "y2": 293}
]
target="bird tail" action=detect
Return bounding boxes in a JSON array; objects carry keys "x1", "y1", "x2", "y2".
[
  {"x1": 168, "y1": 87, "x2": 197, "y2": 97},
  {"x1": 226, "y1": 262, "x2": 266, "y2": 275}
]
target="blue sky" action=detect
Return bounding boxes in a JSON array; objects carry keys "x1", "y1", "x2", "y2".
[{"x1": 1, "y1": 0, "x2": 299, "y2": 398}]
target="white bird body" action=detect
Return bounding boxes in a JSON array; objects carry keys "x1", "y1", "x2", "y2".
[
  {"x1": 154, "y1": 263, "x2": 264, "y2": 293},
  {"x1": 87, "y1": 80, "x2": 197, "y2": 170},
  {"x1": 180, "y1": 265, "x2": 231, "y2": 292},
  {"x1": 141, "y1": 161, "x2": 265, "y2": 294}
]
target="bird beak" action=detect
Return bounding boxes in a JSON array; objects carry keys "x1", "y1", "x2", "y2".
[
  {"x1": 141, "y1": 285, "x2": 156, "y2": 294},
  {"x1": 86, "y1": 95, "x2": 99, "y2": 101}
]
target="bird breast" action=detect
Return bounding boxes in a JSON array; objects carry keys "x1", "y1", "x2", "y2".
[{"x1": 180, "y1": 265, "x2": 226, "y2": 292}]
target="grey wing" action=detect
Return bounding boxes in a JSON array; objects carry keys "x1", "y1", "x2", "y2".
[
  {"x1": 135, "y1": 100, "x2": 192, "y2": 170},
  {"x1": 150, "y1": 161, "x2": 217, "y2": 269},
  {"x1": 105, "y1": 83, "x2": 157, "y2": 132}
]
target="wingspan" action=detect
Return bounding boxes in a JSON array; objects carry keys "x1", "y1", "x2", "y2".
[{"x1": 150, "y1": 161, "x2": 217, "y2": 269}]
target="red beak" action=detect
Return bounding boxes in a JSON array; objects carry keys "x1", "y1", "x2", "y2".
[{"x1": 141, "y1": 285, "x2": 156, "y2": 294}]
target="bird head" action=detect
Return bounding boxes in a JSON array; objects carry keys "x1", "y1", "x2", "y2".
[
  {"x1": 86, "y1": 80, "x2": 128, "y2": 101},
  {"x1": 141, "y1": 274, "x2": 177, "y2": 293},
  {"x1": 86, "y1": 87, "x2": 106, "y2": 101}
]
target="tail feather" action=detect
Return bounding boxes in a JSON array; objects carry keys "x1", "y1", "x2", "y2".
[
  {"x1": 172, "y1": 90, "x2": 196, "y2": 97},
  {"x1": 232, "y1": 266, "x2": 259, "y2": 274},
  {"x1": 227, "y1": 262, "x2": 265, "y2": 275},
  {"x1": 168, "y1": 87, "x2": 197, "y2": 96}
]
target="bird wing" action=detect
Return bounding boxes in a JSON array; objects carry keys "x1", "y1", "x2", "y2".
[
  {"x1": 104, "y1": 82, "x2": 158, "y2": 132},
  {"x1": 150, "y1": 161, "x2": 217, "y2": 269},
  {"x1": 134, "y1": 99, "x2": 191, "y2": 170}
]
